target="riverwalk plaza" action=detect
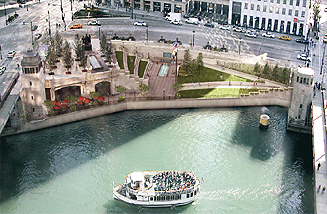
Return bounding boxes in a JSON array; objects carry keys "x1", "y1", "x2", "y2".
[{"x1": 105, "y1": 0, "x2": 310, "y2": 36}]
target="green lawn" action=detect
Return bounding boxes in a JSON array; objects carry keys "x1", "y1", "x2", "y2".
[
  {"x1": 128, "y1": 55, "x2": 136, "y2": 74},
  {"x1": 115, "y1": 51, "x2": 124, "y2": 69},
  {"x1": 138, "y1": 60, "x2": 148, "y2": 78},
  {"x1": 179, "y1": 88, "x2": 260, "y2": 98},
  {"x1": 177, "y1": 67, "x2": 251, "y2": 84}
]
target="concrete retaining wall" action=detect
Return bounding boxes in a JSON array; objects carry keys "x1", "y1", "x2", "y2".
[{"x1": 4, "y1": 90, "x2": 292, "y2": 136}]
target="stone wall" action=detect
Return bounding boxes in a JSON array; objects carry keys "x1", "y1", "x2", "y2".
[{"x1": 2, "y1": 89, "x2": 292, "y2": 136}]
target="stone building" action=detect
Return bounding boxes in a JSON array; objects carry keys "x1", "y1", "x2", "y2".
[
  {"x1": 20, "y1": 49, "x2": 47, "y2": 119},
  {"x1": 287, "y1": 66, "x2": 313, "y2": 133}
]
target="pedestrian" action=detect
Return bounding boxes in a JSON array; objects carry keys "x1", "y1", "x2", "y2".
[
  {"x1": 314, "y1": 91, "x2": 316, "y2": 97},
  {"x1": 318, "y1": 185, "x2": 321, "y2": 192},
  {"x1": 229, "y1": 81, "x2": 231, "y2": 86},
  {"x1": 240, "y1": 81, "x2": 243, "y2": 85},
  {"x1": 208, "y1": 82, "x2": 210, "y2": 87},
  {"x1": 193, "y1": 81, "x2": 195, "y2": 87},
  {"x1": 323, "y1": 186, "x2": 326, "y2": 193},
  {"x1": 198, "y1": 81, "x2": 201, "y2": 86},
  {"x1": 220, "y1": 74, "x2": 223, "y2": 80},
  {"x1": 318, "y1": 162, "x2": 321, "y2": 170}
]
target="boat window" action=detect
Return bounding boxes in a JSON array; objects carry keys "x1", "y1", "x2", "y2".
[
  {"x1": 150, "y1": 197, "x2": 153, "y2": 201},
  {"x1": 195, "y1": 190, "x2": 197, "y2": 195},
  {"x1": 190, "y1": 192, "x2": 193, "y2": 197},
  {"x1": 187, "y1": 193, "x2": 190, "y2": 198}
]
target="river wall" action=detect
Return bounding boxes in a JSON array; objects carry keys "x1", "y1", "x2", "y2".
[{"x1": 3, "y1": 89, "x2": 292, "y2": 136}]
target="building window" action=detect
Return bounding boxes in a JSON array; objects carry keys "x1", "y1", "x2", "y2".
[
  {"x1": 283, "y1": 0, "x2": 287, "y2": 4},
  {"x1": 30, "y1": 68, "x2": 35, "y2": 74},
  {"x1": 296, "y1": 0, "x2": 300, "y2": 6},
  {"x1": 288, "y1": 9, "x2": 292, "y2": 16},
  {"x1": 24, "y1": 68, "x2": 29, "y2": 74},
  {"x1": 289, "y1": 0, "x2": 293, "y2": 6},
  {"x1": 33, "y1": 108, "x2": 35, "y2": 112},
  {"x1": 264, "y1": 0, "x2": 267, "y2": 2},
  {"x1": 31, "y1": 96, "x2": 34, "y2": 100},
  {"x1": 269, "y1": 6, "x2": 274, "y2": 13},
  {"x1": 251, "y1": 4, "x2": 254, "y2": 10},
  {"x1": 295, "y1": 10, "x2": 298, "y2": 16},
  {"x1": 277, "y1": 0, "x2": 280, "y2": 3},
  {"x1": 271, "y1": 0, "x2": 274, "y2": 2},
  {"x1": 263, "y1": 5, "x2": 267, "y2": 12},
  {"x1": 30, "y1": 81, "x2": 32, "y2": 86},
  {"x1": 36, "y1": 66, "x2": 39, "y2": 73},
  {"x1": 245, "y1": 3, "x2": 248, "y2": 9},
  {"x1": 300, "y1": 104, "x2": 302, "y2": 108},
  {"x1": 302, "y1": 0, "x2": 306, "y2": 7},
  {"x1": 297, "y1": 76, "x2": 299, "y2": 82},
  {"x1": 282, "y1": 8, "x2": 286, "y2": 14},
  {"x1": 298, "y1": 115, "x2": 301, "y2": 119},
  {"x1": 301, "y1": 11, "x2": 305, "y2": 17},
  {"x1": 300, "y1": 77, "x2": 303, "y2": 83},
  {"x1": 276, "y1": 7, "x2": 280, "y2": 14},
  {"x1": 257, "y1": 5, "x2": 260, "y2": 11},
  {"x1": 303, "y1": 78, "x2": 306, "y2": 84}
]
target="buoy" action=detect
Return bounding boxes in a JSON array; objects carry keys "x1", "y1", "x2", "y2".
[{"x1": 259, "y1": 114, "x2": 270, "y2": 129}]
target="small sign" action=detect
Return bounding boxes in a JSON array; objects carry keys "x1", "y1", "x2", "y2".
[{"x1": 294, "y1": 18, "x2": 298, "y2": 22}]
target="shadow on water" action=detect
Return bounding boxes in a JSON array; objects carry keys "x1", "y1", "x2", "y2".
[
  {"x1": 104, "y1": 199, "x2": 191, "y2": 213},
  {"x1": 231, "y1": 106, "x2": 288, "y2": 161},
  {"x1": 230, "y1": 106, "x2": 313, "y2": 213},
  {"x1": 278, "y1": 133, "x2": 314, "y2": 214},
  {"x1": 0, "y1": 109, "x2": 187, "y2": 203}
]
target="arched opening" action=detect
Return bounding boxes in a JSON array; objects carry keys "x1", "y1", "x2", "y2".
[
  {"x1": 55, "y1": 86, "x2": 81, "y2": 101},
  {"x1": 95, "y1": 81, "x2": 110, "y2": 96}
]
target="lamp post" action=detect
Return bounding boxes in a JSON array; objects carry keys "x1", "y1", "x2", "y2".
[
  {"x1": 192, "y1": 31, "x2": 195, "y2": 47},
  {"x1": 130, "y1": 0, "x2": 134, "y2": 19},
  {"x1": 4, "y1": 0, "x2": 7, "y2": 25},
  {"x1": 238, "y1": 37, "x2": 241, "y2": 55},
  {"x1": 98, "y1": 26, "x2": 101, "y2": 39},
  {"x1": 30, "y1": 21, "x2": 34, "y2": 47},
  {"x1": 146, "y1": 26, "x2": 148, "y2": 42}
]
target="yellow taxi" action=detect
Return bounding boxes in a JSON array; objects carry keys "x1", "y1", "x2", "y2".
[
  {"x1": 278, "y1": 35, "x2": 291, "y2": 41},
  {"x1": 69, "y1": 24, "x2": 82, "y2": 29},
  {"x1": 323, "y1": 35, "x2": 327, "y2": 43}
]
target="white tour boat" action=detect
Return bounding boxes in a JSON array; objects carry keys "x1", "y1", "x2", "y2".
[{"x1": 113, "y1": 171, "x2": 201, "y2": 207}]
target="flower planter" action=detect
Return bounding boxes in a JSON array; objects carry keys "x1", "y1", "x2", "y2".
[
  {"x1": 65, "y1": 72, "x2": 71, "y2": 74},
  {"x1": 82, "y1": 69, "x2": 87, "y2": 72}
]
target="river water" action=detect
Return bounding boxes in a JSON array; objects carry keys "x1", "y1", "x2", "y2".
[{"x1": 0, "y1": 106, "x2": 313, "y2": 213}]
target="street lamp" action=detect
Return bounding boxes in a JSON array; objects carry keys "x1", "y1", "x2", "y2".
[
  {"x1": 146, "y1": 26, "x2": 148, "y2": 42},
  {"x1": 130, "y1": 0, "x2": 134, "y2": 19},
  {"x1": 98, "y1": 26, "x2": 101, "y2": 39},
  {"x1": 192, "y1": 31, "x2": 195, "y2": 47},
  {"x1": 70, "y1": 0, "x2": 73, "y2": 21},
  {"x1": 238, "y1": 37, "x2": 241, "y2": 55}
]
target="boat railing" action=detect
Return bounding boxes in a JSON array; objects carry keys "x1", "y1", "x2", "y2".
[{"x1": 126, "y1": 183, "x2": 197, "y2": 195}]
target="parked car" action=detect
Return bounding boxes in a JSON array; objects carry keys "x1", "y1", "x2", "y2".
[
  {"x1": 219, "y1": 25, "x2": 231, "y2": 30},
  {"x1": 35, "y1": 33, "x2": 42, "y2": 39},
  {"x1": 133, "y1": 21, "x2": 147, "y2": 26},
  {"x1": 278, "y1": 35, "x2": 291, "y2": 41},
  {"x1": 204, "y1": 22, "x2": 214, "y2": 28},
  {"x1": 7, "y1": 50, "x2": 16, "y2": 58},
  {"x1": 232, "y1": 26, "x2": 244, "y2": 32},
  {"x1": 88, "y1": 20, "x2": 101, "y2": 26},
  {"x1": 170, "y1": 19, "x2": 183, "y2": 25},
  {"x1": 262, "y1": 32, "x2": 275, "y2": 38},
  {"x1": 0, "y1": 66, "x2": 6, "y2": 75},
  {"x1": 245, "y1": 32, "x2": 257, "y2": 38},
  {"x1": 296, "y1": 38, "x2": 309, "y2": 44},
  {"x1": 31, "y1": 25, "x2": 38, "y2": 31},
  {"x1": 69, "y1": 24, "x2": 82, "y2": 29},
  {"x1": 297, "y1": 53, "x2": 312, "y2": 62}
]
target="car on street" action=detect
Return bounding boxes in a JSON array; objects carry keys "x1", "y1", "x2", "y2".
[
  {"x1": 185, "y1": 18, "x2": 199, "y2": 25},
  {"x1": 134, "y1": 21, "x2": 147, "y2": 26},
  {"x1": 204, "y1": 22, "x2": 214, "y2": 28},
  {"x1": 262, "y1": 32, "x2": 275, "y2": 38},
  {"x1": 170, "y1": 19, "x2": 183, "y2": 25},
  {"x1": 219, "y1": 25, "x2": 231, "y2": 30},
  {"x1": 323, "y1": 36, "x2": 327, "y2": 43},
  {"x1": 69, "y1": 24, "x2": 82, "y2": 29},
  {"x1": 245, "y1": 32, "x2": 257, "y2": 38},
  {"x1": 232, "y1": 26, "x2": 244, "y2": 32},
  {"x1": 278, "y1": 35, "x2": 291, "y2": 41},
  {"x1": 0, "y1": 66, "x2": 6, "y2": 75},
  {"x1": 7, "y1": 50, "x2": 16, "y2": 58},
  {"x1": 297, "y1": 53, "x2": 312, "y2": 62},
  {"x1": 31, "y1": 25, "x2": 38, "y2": 31},
  {"x1": 35, "y1": 33, "x2": 42, "y2": 39},
  {"x1": 296, "y1": 38, "x2": 309, "y2": 44},
  {"x1": 88, "y1": 20, "x2": 101, "y2": 26}
]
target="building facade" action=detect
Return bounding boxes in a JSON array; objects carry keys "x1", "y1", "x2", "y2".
[{"x1": 105, "y1": 0, "x2": 310, "y2": 36}]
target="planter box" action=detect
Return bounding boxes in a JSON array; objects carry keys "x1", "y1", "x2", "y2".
[{"x1": 65, "y1": 72, "x2": 71, "y2": 74}]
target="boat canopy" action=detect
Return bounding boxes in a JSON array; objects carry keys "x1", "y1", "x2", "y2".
[{"x1": 130, "y1": 172, "x2": 144, "y2": 182}]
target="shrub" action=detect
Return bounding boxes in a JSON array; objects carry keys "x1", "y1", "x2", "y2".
[{"x1": 118, "y1": 96, "x2": 124, "y2": 102}]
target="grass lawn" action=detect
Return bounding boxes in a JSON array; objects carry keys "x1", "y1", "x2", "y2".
[
  {"x1": 177, "y1": 67, "x2": 252, "y2": 84},
  {"x1": 179, "y1": 88, "x2": 260, "y2": 98},
  {"x1": 128, "y1": 55, "x2": 136, "y2": 74},
  {"x1": 116, "y1": 51, "x2": 124, "y2": 69},
  {"x1": 138, "y1": 61, "x2": 148, "y2": 78}
]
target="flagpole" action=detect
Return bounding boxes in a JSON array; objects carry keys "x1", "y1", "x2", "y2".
[{"x1": 175, "y1": 49, "x2": 177, "y2": 82}]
